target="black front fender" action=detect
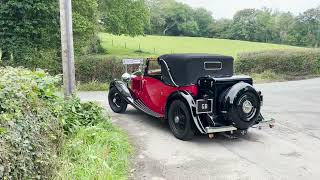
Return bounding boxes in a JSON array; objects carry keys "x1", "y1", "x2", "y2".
[{"x1": 109, "y1": 80, "x2": 133, "y2": 103}]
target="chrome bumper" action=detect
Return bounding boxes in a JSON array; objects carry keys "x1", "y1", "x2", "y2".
[
  {"x1": 205, "y1": 118, "x2": 275, "y2": 134},
  {"x1": 252, "y1": 118, "x2": 276, "y2": 129},
  {"x1": 205, "y1": 126, "x2": 237, "y2": 134}
]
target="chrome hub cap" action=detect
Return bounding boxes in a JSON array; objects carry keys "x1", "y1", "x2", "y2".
[
  {"x1": 113, "y1": 93, "x2": 121, "y2": 108},
  {"x1": 174, "y1": 116, "x2": 180, "y2": 123},
  {"x1": 242, "y1": 100, "x2": 253, "y2": 114}
]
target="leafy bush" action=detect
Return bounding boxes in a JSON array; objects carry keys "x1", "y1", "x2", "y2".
[
  {"x1": 60, "y1": 97, "x2": 107, "y2": 134},
  {"x1": 0, "y1": 67, "x2": 132, "y2": 179},
  {"x1": 0, "y1": 67, "x2": 62, "y2": 179},
  {"x1": 75, "y1": 55, "x2": 124, "y2": 83},
  {"x1": 236, "y1": 49, "x2": 320, "y2": 75}
]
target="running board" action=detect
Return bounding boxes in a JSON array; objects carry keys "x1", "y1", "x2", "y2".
[{"x1": 132, "y1": 99, "x2": 164, "y2": 118}]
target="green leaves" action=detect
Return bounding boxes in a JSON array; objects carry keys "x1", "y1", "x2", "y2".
[
  {"x1": 60, "y1": 96, "x2": 107, "y2": 134},
  {"x1": 99, "y1": 0, "x2": 149, "y2": 36},
  {"x1": 236, "y1": 49, "x2": 320, "y2": 75},
  {"x1": 0, "y1": 67, "x2": 115, "y2": 179},
  {"x1": 0, "y1": 0, "x2": 103, "y2": 72},
  {"x1": 0, "y1": 67, "x2": 62, "y2": 179}
]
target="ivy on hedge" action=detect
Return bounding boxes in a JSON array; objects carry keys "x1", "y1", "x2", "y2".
[
  {"x1": 0, "y1": 67, "x2": 62, "y2": 179},
  {"x1": 0, "y1": 67, "x2": 112, "y2": 179}
]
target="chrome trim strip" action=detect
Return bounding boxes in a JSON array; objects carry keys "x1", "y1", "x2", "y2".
[
  {"x1": 133, "y1": 100, "x2": 163, "y2": 118},
  {"x1": 159, "y1": 59, "x2": 179, "y2": 87}
]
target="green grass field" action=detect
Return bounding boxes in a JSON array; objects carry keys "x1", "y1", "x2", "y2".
[{"x1": 99, "y1": 33, "x2": 302, "y2": 58}]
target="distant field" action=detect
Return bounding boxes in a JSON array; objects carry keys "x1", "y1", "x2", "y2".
[{"x1": 99, "y1": 33, "x2": 303, "y2": 58}]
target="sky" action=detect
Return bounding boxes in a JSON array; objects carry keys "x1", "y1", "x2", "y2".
[{"x1": 177, "y1": 0, "x2": 320, "y2": 19}]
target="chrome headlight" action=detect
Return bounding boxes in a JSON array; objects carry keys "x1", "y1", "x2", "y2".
[{"x1": 121, "y1": 73, "x2": 131, "y2": 82}]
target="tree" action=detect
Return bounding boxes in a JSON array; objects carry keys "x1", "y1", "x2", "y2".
[
  {"x1": 0, "y1": 0, "x2": 101, "y2": 73},
  {"x1": 193, "y1": 8, "x2": 214, "y2": 37},
  {"x1": 72, "y1": 0, "x2": 100, "y2": 54},
  {"x1": 148, "y1": 0, "x2": 214, "y2": 37},
  {"x1": 210, "y1": 19, "x2": 233, "y2": 39},
  {"x1": 147, "y1": 0, "x2": 176, "y2": 34},
  {"x1": 296, "y1": 7, "x2": 320, "y2": 47},
  {"x1": 99, "y1": 0, "x2": 149, "y2": 36},
  {"x1": 274, "y1": 12, "x2": 296, "y2": 44},
  {"x1": 230, "y1": 9, "x2": 259, "y2": 41},
  {"x1": 255, "y1": 8, "x2": 276, "y2": 43},
  {"x1": 0, "y1": 0, "x2": 59, "y2": 66}
]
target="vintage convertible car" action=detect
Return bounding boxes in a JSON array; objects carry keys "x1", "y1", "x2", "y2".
[{"x1": 108, "y1": 54, "x2": 275, "y2": 140}]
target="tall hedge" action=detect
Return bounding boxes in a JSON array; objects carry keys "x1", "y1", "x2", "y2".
[
  {"x1": 75, "y1": 56, "x2": 124, "y2": 83},
  {"x1": 236, "y1": 49, "x2": 320, "y2": 75},
  {"x1": 0, "y1": 67, "x2": 112, "y2": 179},
  {"x1": 0, "y1": 67, "x2": 63, "y2": 179}
]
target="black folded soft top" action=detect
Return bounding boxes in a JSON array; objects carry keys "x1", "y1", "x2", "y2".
[{"x1": 158, "y1": 54, "x2": 234, "y2": 86}]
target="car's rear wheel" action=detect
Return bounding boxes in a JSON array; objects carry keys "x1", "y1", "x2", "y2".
[
  {"x1": 108, "y1": 87, "x2": 128, "y2": 113},
  {"x1": 168, "y1": 100, "x2": 195, "y2": 140}
]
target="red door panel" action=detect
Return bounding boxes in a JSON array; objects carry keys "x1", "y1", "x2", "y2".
[{"x1": 131, "y1": 76, "x2": 198, "y2": 115}]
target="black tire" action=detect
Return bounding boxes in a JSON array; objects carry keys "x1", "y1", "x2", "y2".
[
  {"x1": 168, "y1": 100, "x2": 195, "y2": 140},
  {"x1": 108, "y1": 87, "x2": 128, "y2": 113},
  {"x1": 225, "y1": 91, "x2": 261, "y2": 130}
]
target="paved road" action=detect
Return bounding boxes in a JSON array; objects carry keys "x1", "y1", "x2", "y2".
[{"x1": 79, "y1": 78, "x2": 320, "y2": 180}]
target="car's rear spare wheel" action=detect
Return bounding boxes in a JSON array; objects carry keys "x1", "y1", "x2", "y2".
[
  {"x1": 108, "y1": 87, "x2": 128, "y2": 113},
  {"x1": 221, "y1": 83, "x2": 261, "y2": 130},
  {"x1": 168, "y1": 100, "x2": 195, "y2": 140}
]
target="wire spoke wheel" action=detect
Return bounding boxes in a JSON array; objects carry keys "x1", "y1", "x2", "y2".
[
  {"x1": 168, "y1": 100, "x2": 194, "y2": 140},
  {"x1": 173, "y1": 107, "x2": 187, "y2": 133},
  {"x1": 108, "y1": 87, "x2": 128, "y2": 113}
]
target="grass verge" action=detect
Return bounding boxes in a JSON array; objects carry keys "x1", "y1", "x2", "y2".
[
  {"x1": 77, "y1": 81, "x2": 109, "y2": 91},
  {"x1": 251, "y1": 70, "x2": 320, "y2": 83},
  {"x1": 56, "y1": 120, "x2": 132, "y2": 180}
]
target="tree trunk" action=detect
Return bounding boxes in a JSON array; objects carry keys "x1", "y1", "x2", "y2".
[
  {"x1": 163, "y1": 27, "x2": 169, "y2": 35},
  {"x1": 163, "y1": 22, "x2": 177, "y2": 35},
  {"x1": 1, "y1": 50, "x2": 11, "y2": 65}
]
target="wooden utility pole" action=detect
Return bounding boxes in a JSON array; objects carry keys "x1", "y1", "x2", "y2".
[{"x1": 59, "y1": 0, "x2": 76, "y2": 98}]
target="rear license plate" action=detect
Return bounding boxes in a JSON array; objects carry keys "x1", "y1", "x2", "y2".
[{"x1": 196, "y1": 99, "x2": 213, "y2": 114}]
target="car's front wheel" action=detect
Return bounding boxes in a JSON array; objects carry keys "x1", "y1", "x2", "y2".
[
  {"x1": 108, "y1": 87, "x2": 128, "y2": 113},
  {"x1": 168, "y1": 100, "x2": 195, "y2": 140}
]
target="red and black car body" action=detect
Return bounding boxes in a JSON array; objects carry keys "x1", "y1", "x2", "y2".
[{"x1": 108, "y1": 54, "x2": 274, "y2": 140}]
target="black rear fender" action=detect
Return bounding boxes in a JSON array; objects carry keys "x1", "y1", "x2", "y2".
[{"x1": 165, "y1": 91, "x2": 206, "y2": 134}]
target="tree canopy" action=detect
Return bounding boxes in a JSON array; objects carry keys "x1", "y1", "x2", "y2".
[
  {"x1": 147, "y1": 0, "x2": 320, "y2": 47},
  {"x1": 99, "y1": 0, "x2": 149, "y2": 36},
  {"x1": 1, "y1": 0, "x2": 320, "y2": 71},
  {"x1": 147, "y1": 0, "x2": 214, "y2": 37},
  {"x1": 0, "y1": 0, "x2": 150, "y2": 72}
]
